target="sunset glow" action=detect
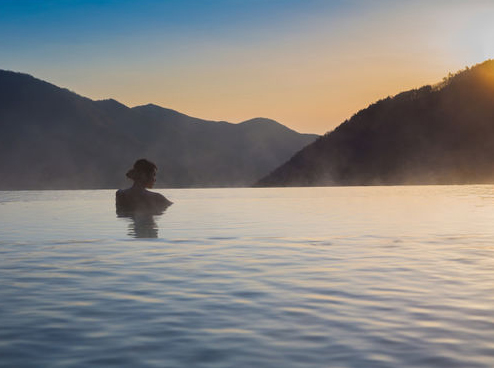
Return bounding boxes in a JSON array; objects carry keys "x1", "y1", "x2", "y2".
[{"x1": 1, "y1": 0, "x2": 493, "y2": 134}]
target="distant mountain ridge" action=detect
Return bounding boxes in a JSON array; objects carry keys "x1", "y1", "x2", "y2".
[
  {"x1": 257, "y1": 60, "x2": 494, "y2": 187},
  {"x1": 0, "y1": 69, "x2": 318, "y2": 189}
]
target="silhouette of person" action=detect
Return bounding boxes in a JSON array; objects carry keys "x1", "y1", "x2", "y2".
[{"x1": 116, "y1": 159, "x2": 172, "y2": 215}]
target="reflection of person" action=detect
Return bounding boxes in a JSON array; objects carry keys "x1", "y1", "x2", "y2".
[
  {"x1": 125, "y1": 212, "x2": 159, "y2": 238},
  {"x1": 116, "y1": 159, "x2": 172, "y2": 214}
]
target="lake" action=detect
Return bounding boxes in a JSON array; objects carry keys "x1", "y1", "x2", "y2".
[{"x1": 1, "y1": 186, "x2": 494, "y2": 367}]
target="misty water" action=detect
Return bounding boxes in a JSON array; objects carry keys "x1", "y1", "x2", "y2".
[{"x1": 1, "y1": 186, "x2": 494, "y2": 368}]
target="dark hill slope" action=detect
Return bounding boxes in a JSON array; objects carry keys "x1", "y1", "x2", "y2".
[
  {"x1": 0, "y1": 71, "x2": 137, "y2": 189},
  {"x1": 128, "y1": 106, "x2": 318, "y2": 187},
  {"x1": 257, "y1": 60, "x2": 494, "y2": 186},
  {"x1": 0, "y1": 70, "x2": 318, "y2": 189}
]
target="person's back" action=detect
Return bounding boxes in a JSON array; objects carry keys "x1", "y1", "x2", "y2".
[{"x1": 116, "y1": 159, "x2": 172, "y2": 214}]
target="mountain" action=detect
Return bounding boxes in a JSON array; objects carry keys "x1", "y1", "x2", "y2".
[
  {"x1": 0, "y1": 70, "x2": 318, "y2": 189},
  {"x1": 257, "y1": 60, "x2": 494, "y2": 187}
]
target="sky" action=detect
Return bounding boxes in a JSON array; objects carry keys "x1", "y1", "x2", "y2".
[{"x1": 1, "y1": 0, "x2": 494, "y2": 134}]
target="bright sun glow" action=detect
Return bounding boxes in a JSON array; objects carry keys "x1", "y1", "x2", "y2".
[{"x1": 457, "y1": 9, "x2": 494, "y2": 65}]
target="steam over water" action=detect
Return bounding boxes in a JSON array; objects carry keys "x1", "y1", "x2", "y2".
[{"x1": 1, "y1": 186, "x2": 494, "y2": 367}]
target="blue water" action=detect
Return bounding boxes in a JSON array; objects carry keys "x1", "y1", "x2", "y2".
[{"x1": 1, "y1": 186, "x2": 494, "y2": 367}]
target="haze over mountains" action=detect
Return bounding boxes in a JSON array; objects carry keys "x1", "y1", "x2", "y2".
[
  {"x1": 258, "y1": 60, "x2": 494, "y2": 187},
  {"x1": 0, "y1": 70, "x2": 318, "y2": 190},
  {"x1": 4, "y1": 60, "x2": 494, "y2": 190}
]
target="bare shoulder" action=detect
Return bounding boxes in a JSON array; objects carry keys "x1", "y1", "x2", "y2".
[
  {"x1": 151, "y1": 191, "x2": 173, "y2": 206},
  {"x1": 116, "y1": 188, "x2": 132, "y2": 195},
  {"x1": 116, "y1": 188, "x2": 132, "y2": 201},
  {"x1": 115, "y1": 188, "x2": 171, "y2": 213},
  {"x1": 116, "y1": 188, "x2": 132, "y2": 207}
]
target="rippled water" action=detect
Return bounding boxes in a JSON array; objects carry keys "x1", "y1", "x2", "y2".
[{"x1": 1, "y1": 186, "x2": 494, "y2": 367}]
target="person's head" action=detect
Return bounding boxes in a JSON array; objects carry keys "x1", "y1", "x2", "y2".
[{"x1": 126, "y1": 159, "x2": 157, "y2": 188}]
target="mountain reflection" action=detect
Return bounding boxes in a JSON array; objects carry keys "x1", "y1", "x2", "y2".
[{"x1": 117, "y1": 209, "x2": 166, "y2": 238}]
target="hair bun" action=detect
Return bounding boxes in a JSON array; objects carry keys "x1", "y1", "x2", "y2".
[{"x1": 126, "y1": 169, "x2": 137, "y2": 180}]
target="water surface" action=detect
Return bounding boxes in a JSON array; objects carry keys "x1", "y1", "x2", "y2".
[{"x1": 1, "y1": 186, "x2": 494, "y2": 367}]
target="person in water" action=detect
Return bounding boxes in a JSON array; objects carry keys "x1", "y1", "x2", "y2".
[{"x1": 116, "y1": 159, "x2": 172, "y2": 213}]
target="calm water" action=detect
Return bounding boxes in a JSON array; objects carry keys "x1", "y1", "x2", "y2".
[{"x1": 1, "y1": 186, "x2": 494, "y2": 367}]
